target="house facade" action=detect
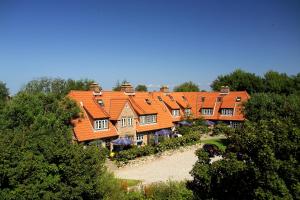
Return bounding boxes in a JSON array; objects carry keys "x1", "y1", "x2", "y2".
[{"x1": 68, "y1": 83, "x2": 250, "y2": 148}]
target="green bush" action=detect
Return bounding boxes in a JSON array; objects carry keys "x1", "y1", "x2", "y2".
[
  {"x1": 115, "y1": 132, "x2": 200, "y2": 164},
  {"x1": 212, "y1": 123, "x2": 234, "y2": 136},
  {"x1": 144, "y1": 181, "x2": 194, "y2": 200}
]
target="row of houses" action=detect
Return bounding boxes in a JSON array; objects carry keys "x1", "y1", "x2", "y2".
[{"x1": 68, "y1": 82, "x2": 249, "y2": 149}]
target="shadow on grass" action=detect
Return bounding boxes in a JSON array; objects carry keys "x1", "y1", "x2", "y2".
[{"x1": 202, "y1": 138, "x2": 229, "y2": 151}]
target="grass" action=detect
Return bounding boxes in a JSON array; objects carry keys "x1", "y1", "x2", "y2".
[
  {"x1": 118, "y1": 178, "x2": 142, "y2": 187},
  {"x1": 202, "y1": 138, "x2": 228, "y2": 151}
]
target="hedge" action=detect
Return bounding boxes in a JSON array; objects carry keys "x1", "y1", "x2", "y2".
[{"x1": 115, "y1": 132, "x2": 200, "y2": 164}]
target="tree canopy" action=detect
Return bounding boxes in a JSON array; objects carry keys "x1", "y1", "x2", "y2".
[
  {"x1": 173, "y1": 81, "x2": 200, "y2": 92},
  {"x1": 0, "y1": 89, "x2": 125, "y2": 199},
  {"x1": 112, "y1": 80, "x2": 127, "y2": 91},
  {"x1": 21, "y1": 77, "x2": 94, "y2": 97},
  {"x1": 135, "y1": 84, "x2": 148, "y2": 92},
  {"x1": 210, "y1": 69, "x2": 264, "y2": 93},
  {"x1": 0, "y1": 81, "x2": 9, "y2": 107},
  {"x1": 211, "y1": 69, "x2": 300, "y2": 95},
  {"x1": 188, "y1": 92, "x2": 300, "y2": 199}
]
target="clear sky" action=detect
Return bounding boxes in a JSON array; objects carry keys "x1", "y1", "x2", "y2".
[{"x1": 0, "y1": 0, "x2": 299, "y2": 94}]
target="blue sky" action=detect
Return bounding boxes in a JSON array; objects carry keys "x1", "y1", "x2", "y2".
[{"x1": 0, "y1": 0, "x2": 299, "y2": 94}]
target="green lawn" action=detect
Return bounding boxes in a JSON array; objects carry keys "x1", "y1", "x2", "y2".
[
  {"x1": 202, "y1": 138, "x2": 228, "y2": 151},
  {"x1": 118, "y1": 179, "x2": 142, "y2": 187}
]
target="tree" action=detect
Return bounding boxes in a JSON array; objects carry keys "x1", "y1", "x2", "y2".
[
  {"x1": 173, "y1": 81, "x2": 199, "y2": 92},
  {"x1": 188, "y1": 93, "x2": 300, "y2": 199},
  {"x1": 0, "y1": 92, "x2": 126, "y2": 199},
  {"x1": 211, "y1": 69, "x2": 264, "y2": 94},
  {"x1": 135, "y1": 84, "x2": 148, "y2": 92},
  {"x1": 21, "y1": 77, "x2": 94, "y2": 97},
  {"x1": 112, "y1": 80, "x2": 127, "y2": 91},
  {"x1": 0, "y1": 81, "x2": 9, "y2": 106},
  {"x1": 263, "y1": 71, "x2": 294, "y2": 95}
]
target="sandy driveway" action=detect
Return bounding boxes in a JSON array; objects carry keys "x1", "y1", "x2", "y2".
[{"x1": 112, "y1": 145, "x2": 201, "y2": 184}]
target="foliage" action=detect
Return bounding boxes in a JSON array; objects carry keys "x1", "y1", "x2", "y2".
[
  {"x1": 135, "y1": 84, "x2": 148, "y2": 92},
  {"x1": 144, "y1": 181, "x2": 194, "y2": 200},
  {"x1": 211, "y1": 122, "x2": 234, "y2": 136},
  {"x1": 0, "y1": 92, "x2": 126, "y2": 199},
  {"x1": 211, "y1": 69, "x2": 300, "y2": 95},
  {"x1": 211, "y1": 69, "x2": 264, "y2": 94},
  {"x1": 0, "y1": 81, "x2": 9, "y2": 108},
  {"x1": 244, "y1": 93, "x2": 300, "y2": 127},
  {"x1": 173, "y1": 81, "x2": 200, "y2": 92},
  {"x1": 189, "y1": 92, "x2": 300, "y2": 199},
  {"x1": 115, "y1": 132, "x2": 200, "y2": 164},
  {"x1": 113, "y1": 79, "x2": 127, "y2": 91},
  {"x1": 202, "y1": 138, "x2": 228, "y2": 152},
  {"x1": 21, "y1": 77, "x2": 94, "y2": 97}
]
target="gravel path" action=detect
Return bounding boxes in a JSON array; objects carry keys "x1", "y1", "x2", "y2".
[
  {"x1": 110, "y1": 135, "x2": 226, "y2": 184},
  {"x1": 113, "y1": 145, "x2": 202, "y2": 184}
]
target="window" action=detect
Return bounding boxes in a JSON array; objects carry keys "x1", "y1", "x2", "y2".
[
  {"x1": 221, "y1": 108, "x2": 233, "y2": 116},
  {"x1": 140, "y1": 116, "x2": 146, "y2": 125},
  {"x1": 121, "y1": 117, "x2": 127, "y2": 127},
  {"x1": 232, "y1": 121, "x2": 240, "y2": 128},
  {"x1": 182, "y1": 96, "x2": 187, "y2": 101},
  {"x1": 127, "y1": 117, "x2": 133, "y2": 126},
  {"x1": 172, "y1": 109, "x2": 180, "y2": 116},
  {"x1": 157, "y1": 96, "x2": 162, "y2": 101},
  {"x1": 97, "y1": 99, "x2": 104, "y2": 106},
  {"x1": 184, "y1": 108, "x2": 191, "y2": 116},
  {"x1": 201, "y1": 97, "x2": 205, "y2": 102},
  {"x1": 202, "y1": 108, "x2": 213, "y2": 115},
  {"x1": 139, "y1": 114, "x2": 157, "y2": 125},
  {"x1": 94, "y1": 119, "x2": 108, "y2": 130},
  {"x1": 136, "y1": 134, "x2": 144, "y2": 141}
]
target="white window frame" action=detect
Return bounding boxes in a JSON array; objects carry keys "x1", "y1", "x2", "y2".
[
  {"x1": 94, "y1": 119, "x2": 108, "y2": 130},
  {"x1": 202, "y1": 108, "x2": 213, "y2": 115},
  {"x1": 139, "y1": 114, "x2": 157, "y2": 125},
  {"x1": 127, "y1": 117, "x2": 133, "y2": 126},
  {"x1": 221, "y1": 108, "x2": 233, "y2": 116},
  {"x1": 172, "y1": 109, "x2": 180, "y2": 116},
  {"x1": 121, "y1": 117, "x2": 127, "y2": 127},
  {"x1": 185, "y1": 108, "x2": 191, "y2": 116}
]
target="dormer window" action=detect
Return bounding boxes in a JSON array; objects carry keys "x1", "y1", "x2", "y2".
[
  {"x1": 202, "y1": 108, "x2": 213, "y2": 115},
  {"x1": 184, "y1": 108, "x2": 191, "y2": 116},
  {"x1": 94, "y1": 119, "x2": 108, "y2": 130},
  {"x1": 139, "y1": 114, "x2": 157, "y2": 125},
  {"x1": 98, "y1": 99, "x2": 104, "y2": 106},
  {"x1": 221, "y1": 108, "x2": 233, "y2": 116},
  {"x1": 172, "y1": 109, "x2": 180, "y2": 117}
]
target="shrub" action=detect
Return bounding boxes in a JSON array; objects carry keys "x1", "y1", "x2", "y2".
[
  {"x1": 144, "y1": 181, "x2": 194, "y2": 200},
  {"x1": 115, "y1": 132, "x2": 200, "y2": 164}
]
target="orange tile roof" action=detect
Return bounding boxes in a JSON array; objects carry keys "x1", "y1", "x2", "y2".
[{"x1": 68, "y1": 90, "x2": 249, "y2": 141}]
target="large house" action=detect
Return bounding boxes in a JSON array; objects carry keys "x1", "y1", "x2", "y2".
[{"x1": 68, "y1": 82, "x2": 249, "y2": 149}]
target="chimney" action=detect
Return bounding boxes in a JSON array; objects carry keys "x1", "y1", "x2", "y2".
[
  {"x1": 121, "y1": 81, "x2": 134, "y2": 93},
  {"x1": 89, "y1": 82, "x2": 102, "y2": 94},
  {"x1": 160, "y1": 85, "x2": 169, "y2": 93},
  {"x1": 220, "y1": 86, "x2": 230, "y2": 94}
]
